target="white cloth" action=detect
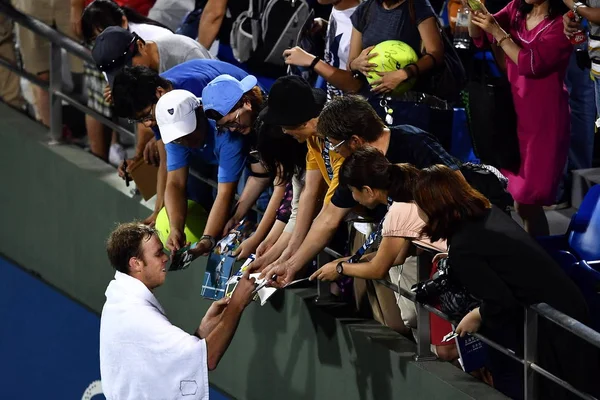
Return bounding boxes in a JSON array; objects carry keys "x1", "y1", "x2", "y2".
[
  {"x1": 100, "y1": 271, "x2": 209, "y2": 400},
  {"x1": 128, "y1": 22, "x2": 173, "y2": 41},
  {"x1": 324, "y1": 5, "x2": 357, "y2": 99}
]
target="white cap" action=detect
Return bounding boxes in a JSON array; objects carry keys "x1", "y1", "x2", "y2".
[{"x1": 155, "y1": 89, "x2": 202, "y2": 144}]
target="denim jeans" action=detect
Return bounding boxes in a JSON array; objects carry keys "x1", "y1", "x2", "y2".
[{"x1": 558, "y1": 49, "x2": 596, "y2": 202}]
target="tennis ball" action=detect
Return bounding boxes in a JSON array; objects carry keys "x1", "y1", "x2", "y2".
[
  {"x1": 155, "y1": 200, "x2": 208, "y2": 246},
  {"x1": 366, "y1": 40, "x2": 419, "y2": 96}
]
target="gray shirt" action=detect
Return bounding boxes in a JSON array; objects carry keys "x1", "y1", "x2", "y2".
[
  {"x1": 155, "y1": 34, "x2": 215, "y2": 73},
  {"x1": 350, "y1": 0, "x2": 436, "y2": 54}
]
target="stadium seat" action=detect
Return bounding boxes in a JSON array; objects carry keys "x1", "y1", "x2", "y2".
[{"x1": 538, "y1": 184, "x2": 600, "y2": 265}]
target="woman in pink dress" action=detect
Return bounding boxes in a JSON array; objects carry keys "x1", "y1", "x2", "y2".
[{"x1": 467, "y1": 0, "x2": 572, "y2": 236}]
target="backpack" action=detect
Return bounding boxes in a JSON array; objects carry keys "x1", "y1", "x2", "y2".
[{"x1": 230, "y1": 0, "x2": 312, "y2": 67}]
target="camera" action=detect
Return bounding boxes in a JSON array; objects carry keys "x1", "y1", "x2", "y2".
[{"x1": 411, "y1": 262, "x2": 450, "y2": 303}]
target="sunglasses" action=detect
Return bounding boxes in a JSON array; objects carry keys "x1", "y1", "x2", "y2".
[{"x1": 326, "y1": 139, "x2": 346, "y2": 152}]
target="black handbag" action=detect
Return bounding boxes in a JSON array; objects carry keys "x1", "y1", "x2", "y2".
[
  {"x1": 422, "y1": 24, "x2": 468, "y2": 103},
  {"x1": 463, "y1": 50, "x2": 521, "y2": 174}
]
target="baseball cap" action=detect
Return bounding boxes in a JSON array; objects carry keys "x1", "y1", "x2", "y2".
[
  {"x1": 91, "y1": 26, "x2": 138, "y2": 87},
  {"x1": 259, "y1": 76, "x2": 326, "y2": 126},
  {"x1": 155, "y1": 90, "x2": 202, "y2": 144},
  {"x1": 202, "y1": 74, "x2": 258, "y2": 117}
]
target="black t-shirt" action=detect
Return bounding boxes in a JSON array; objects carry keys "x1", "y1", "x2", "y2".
[
  {"x1": 331, "y1": 125, "x2": 460, "y2": 209},
  {"x1": 350, "y1": 0, "x2": 436, "y2": 54}
]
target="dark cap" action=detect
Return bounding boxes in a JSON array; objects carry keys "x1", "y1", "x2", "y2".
[
  {"x1": 91, "y1": 26, "x2": 138, "y2": 87},
  {"x1": 259, "y1": 75, "x2": 326, "y2": 126}
]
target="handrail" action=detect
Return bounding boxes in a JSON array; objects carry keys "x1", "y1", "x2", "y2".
[
  {"x1": 531, "y1": 303, "x2": 600, "y2": 349},
  {"x1": 321, "y1": 239, "x2": 599, "y2": 399}
]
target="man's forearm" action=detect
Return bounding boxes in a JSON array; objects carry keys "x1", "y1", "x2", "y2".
[
  {"x1": 204, "y1": 192, "x2": 234, "y2": 238},
  {"x1": 314, "y1": 61, "x2": 363, "y2": 93},
  {"x1": 205, "y1": 302, "x2": 244, "y2": 370},
  {"x1": 135, "y1": 124, "x2": 154, "y2": 158},
  {"x1": 153, "y1": 143, "x2": 167, "y2": 215},
  {"x1": 164, "y1": 182, "x2": 188, "y2": 232},
  {"x1": 197, "y1": 5, "x2": 225, "y2": 49},
  {"x1": 288, "y1": 189, "x2": 320, "y2": 248},
  {"x1": 250, "y1": 184, "x2": 285, "y2": 242},
  {"x1": 287, "y1": 215, "x2": 338, "y2": 271},
  {"x1": 231, "y1": 176, "x2": 270, "y2": 223}
]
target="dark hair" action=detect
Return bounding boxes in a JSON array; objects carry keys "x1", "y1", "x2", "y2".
[
  {"x1": 81, "y1": 0, "x2": 172, "y2": 44},
  {"x1": 204, "y1": 86, "x2": 265, "y2": 122},
  {"x1": 339, "y1": 147, "x2": 419, "y2": 202},
  {"x1": 317, "y1": 95, "x2": 385, "y2": 142},
  {"x1": 106, "y1": 222, "x2": 157, "y2": 273},
  {"x1": 111, "y1": 66, "x2": 171, "y2": 118},
  {"x1": 413, "y1": 165, "x2": 491, "y2": 241},
  {"x1": 256, "y1": 121, "x2": 307, "y2": 183},
  {"x1": 516, "y1": 0, "x2": 568, "y2": 27}
]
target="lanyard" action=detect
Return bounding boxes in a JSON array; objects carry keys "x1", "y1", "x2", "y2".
[
  {"x1": 321, "y1": 138, "x2": 335, "y2": 181},
  {"x1": 348, "y1": 197, "x2": 393, "y2": 264}
]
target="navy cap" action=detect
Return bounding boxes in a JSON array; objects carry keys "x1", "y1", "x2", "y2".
[{"x1": 91, "y1": 26, "x2": 138, "y2": 87}]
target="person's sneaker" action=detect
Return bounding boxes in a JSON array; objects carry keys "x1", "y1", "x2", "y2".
[
  {"x1": 108, "y1": 143, "x2": 127, "y2": 168},
  {"x1": 543, "y1": 201, "x2": 570, "y2": 211}
]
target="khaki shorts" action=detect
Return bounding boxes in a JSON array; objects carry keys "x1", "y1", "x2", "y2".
[{"x1": 13, "y1": 0, "x2": 84, "y2": 75}]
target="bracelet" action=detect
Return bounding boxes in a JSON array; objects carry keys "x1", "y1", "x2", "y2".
[
  {"x1": 200, "y1": 235, "x2": 216, "y2": 251},
  {"x1": 423, "y1": 52, "x2": 438, "y2": 68},
  {"x1": 497, "y1": 33, "x2": 511, "y2": 47},
  {"x1": 309, "y1": 56, "x2": 321, "y2": 70},
  {"x1": 404, "y1": 63, "x2": 420, "y2": 78}
]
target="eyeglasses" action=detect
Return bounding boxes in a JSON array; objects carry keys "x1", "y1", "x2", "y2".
[
  {"x1": 128, "y1": 105, "x2": 155, "y2": 124},
  {"x1": 216, "y1": 110, "x2": 243, "y2": 133},
  {"x1": 326, "y1": 139, "x2": 346, "y2": 152}
]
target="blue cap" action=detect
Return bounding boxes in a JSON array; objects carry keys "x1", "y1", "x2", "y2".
[{"x1": 202, "y1": 74, "x2": 258, "y2": 116}]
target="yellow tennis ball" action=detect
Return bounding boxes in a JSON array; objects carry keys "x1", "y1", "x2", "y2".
[
  {"x1": 366, "y1": 40, "x2": 419, "y2": 96},
  {"x1": 155, "y1": 200, "x2": 208, "y2": 246}
]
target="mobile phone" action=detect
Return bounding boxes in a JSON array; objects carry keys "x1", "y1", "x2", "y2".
[{"x1": 468, "y1": 0, "x2": 483, "y2": 11}]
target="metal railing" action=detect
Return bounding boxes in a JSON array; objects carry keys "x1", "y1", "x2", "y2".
[
  {"x1": 318, "y1": 244, "x2": 600, "y2": 400},
  {"x1": 3, "y1": 3, "x2": 599, "y2": 400}
]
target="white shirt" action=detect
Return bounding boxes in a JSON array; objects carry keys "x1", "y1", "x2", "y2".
[
  {"x1": 100, "y1": 271, "x2": 209, "y2": 400},
  {"x1": 324, "y1": 6, "x2": 358, "y2": 99}
]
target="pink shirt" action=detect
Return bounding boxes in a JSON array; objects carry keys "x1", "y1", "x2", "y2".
[{"x1": 382, "y1": 202, "x2": 447, "y2": 252}]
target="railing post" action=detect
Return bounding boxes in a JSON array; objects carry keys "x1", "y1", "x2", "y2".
[
  {"x1": 415, "y1": 252, "x2": 436, "y2": 361},
  {"x1": 49, "y1": 41, "x2": 62, "y2": 144},
  {"x1": 524, "y1": 308, "x2": 538, "y2": 400}
]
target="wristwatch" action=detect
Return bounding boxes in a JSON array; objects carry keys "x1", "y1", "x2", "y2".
[
  {"x1": 336, "y1": 261, "x2": 345, "y2": 276},
  {"x1": 200, "y1": 235, "x2": 216, "y2": 251},
  {"x1": 573, "y1": 2, "x2": 586, "y2": 19}
]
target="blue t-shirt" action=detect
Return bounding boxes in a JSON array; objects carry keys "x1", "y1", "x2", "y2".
[
  {"x1": 157, "y1": 59, "x2": 250, "y2": 184},
  {"x1": 152, "y1": 59, "x2": 250, "y2": 140},
  {"x1": 165, "y1": 120, "x2": 247, "y2": 184}
]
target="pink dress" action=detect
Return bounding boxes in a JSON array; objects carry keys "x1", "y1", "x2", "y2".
[{"x1": 474, "y1": 1, "x2": 572, "y2": 205}]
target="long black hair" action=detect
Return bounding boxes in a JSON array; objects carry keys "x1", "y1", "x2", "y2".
[
  {"x1": 516, "y1": 0, "x2": 568, "y2": 26},
  {"x1": 339, "y1": 147, "x2": 419, "y2": 203},
  {"x1": 81, "y1": 0, "x2": 172, "y2": 44},
  {"x1": 255, "y1": 121, "x2": 307, "y2": 184}
]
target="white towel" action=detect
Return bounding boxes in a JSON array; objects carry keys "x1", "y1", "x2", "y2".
[{"x1": 100, "y1": 271, "x2": 209, "y2": 400}]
